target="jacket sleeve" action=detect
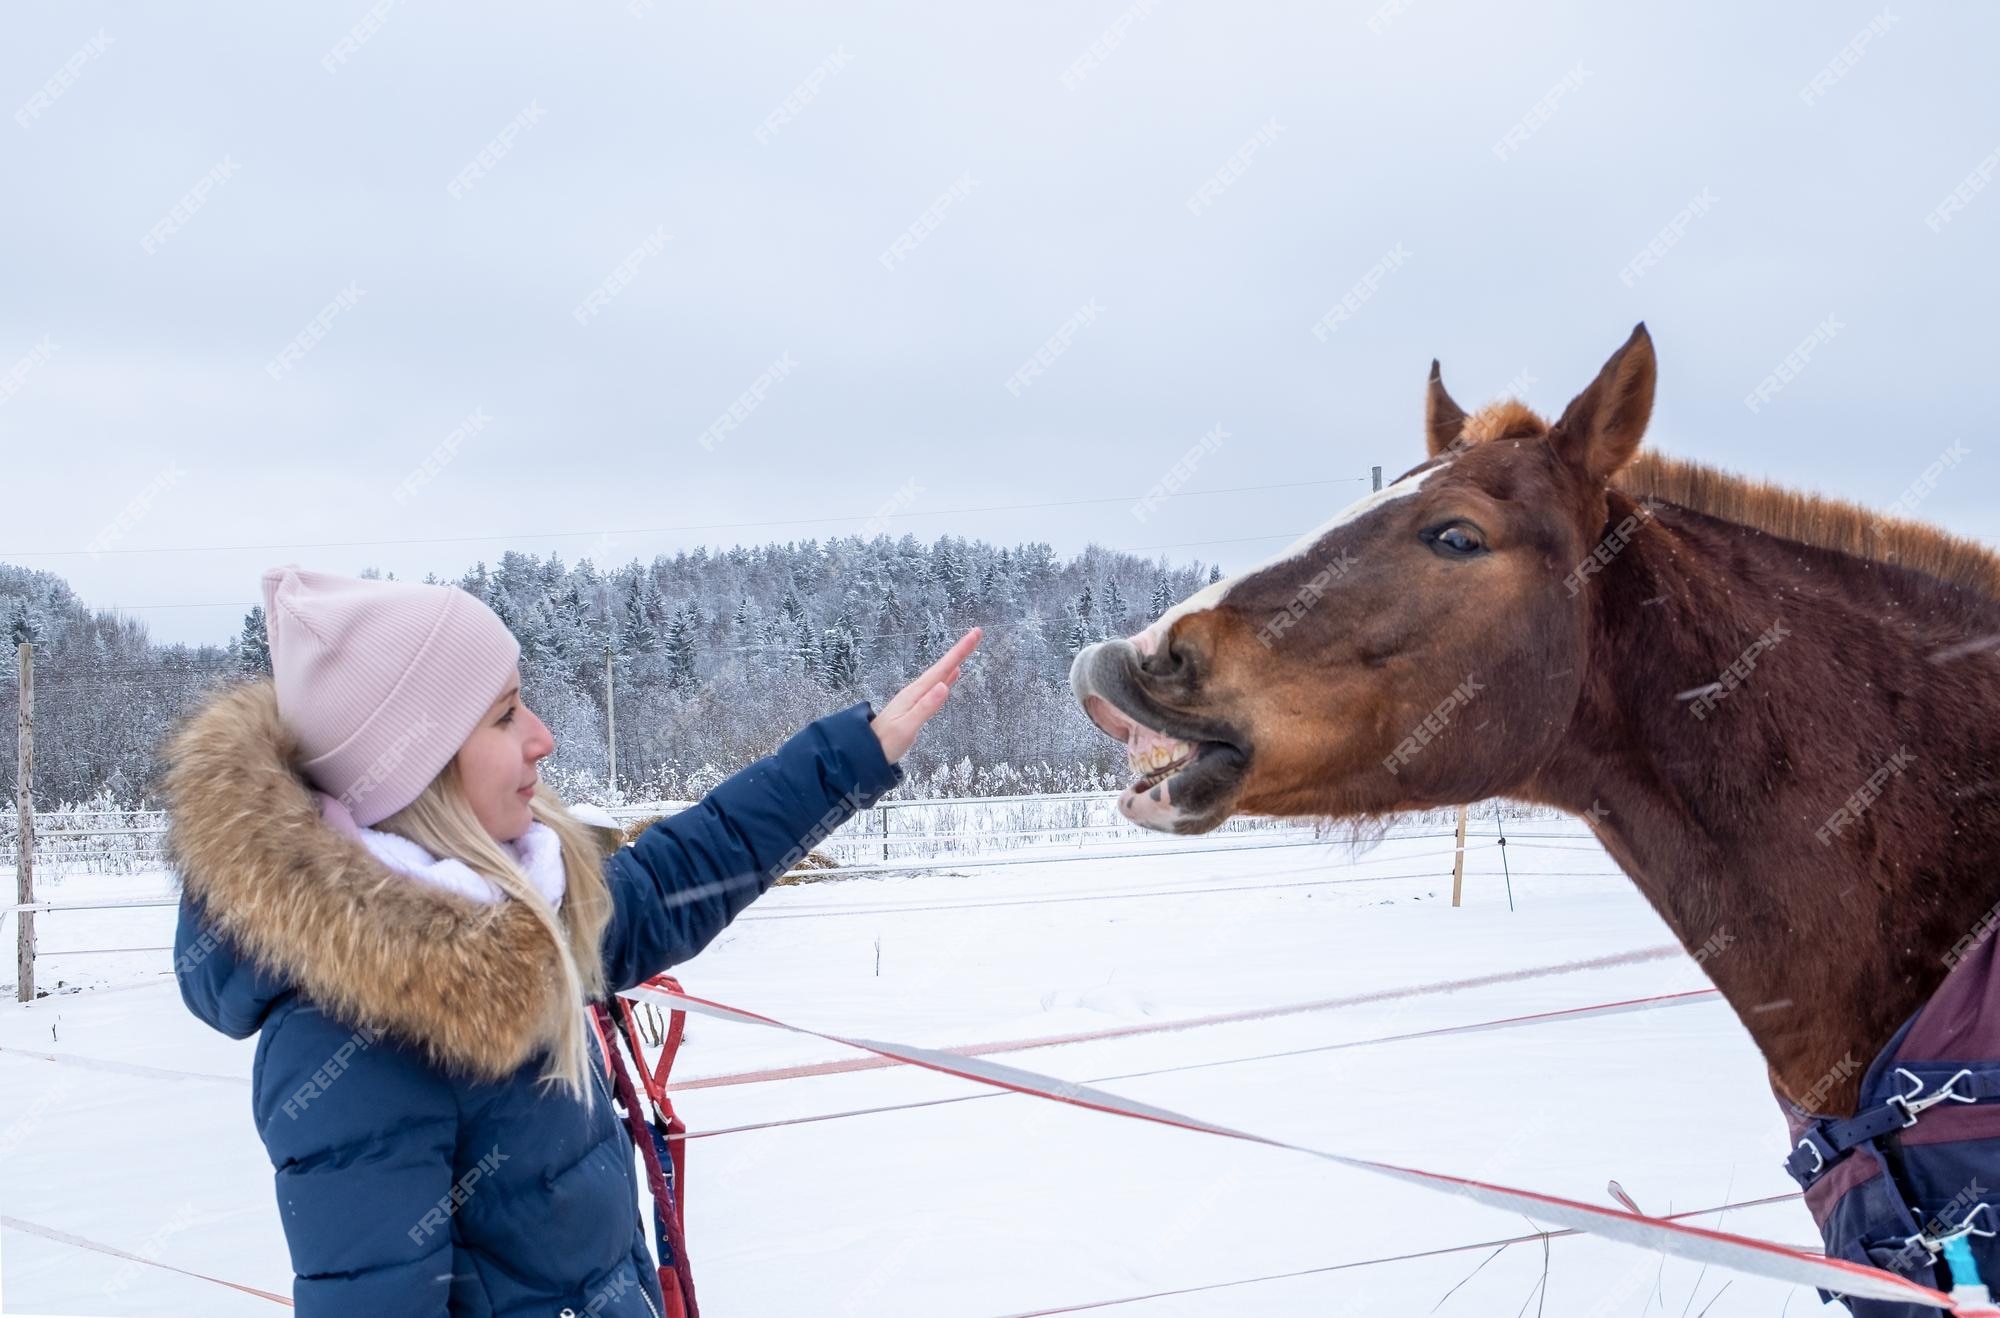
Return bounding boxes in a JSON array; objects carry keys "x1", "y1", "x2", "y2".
[
  {"x1": 254, "y1": 1005, "x2": 460, "y2": 1317},
  {"x1": 599, "y1": 699, "x2": 903, "y2": 992}
]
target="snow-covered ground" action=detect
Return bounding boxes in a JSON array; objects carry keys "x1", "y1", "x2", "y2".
[{"x1": 1, "y1": 817, "x2": 1829, "y2": 1317}]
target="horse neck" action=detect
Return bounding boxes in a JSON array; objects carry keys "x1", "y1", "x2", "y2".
[{"x1": 1522, "y1": 494, "x2": 2000, "y2": 1113}]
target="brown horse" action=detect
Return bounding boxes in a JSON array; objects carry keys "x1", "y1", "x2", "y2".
[{"x1": 1071, "y1": 324, "x2": 2000, "y2": 1129}]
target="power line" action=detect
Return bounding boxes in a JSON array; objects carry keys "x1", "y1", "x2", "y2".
[
  {"x1": 63, "y1": 528, "x2": 1310, "y2": 614},
  {"x1": 0, "y1": 476, "x2": 1368, "y2": 561},
  {"x1": 1124, "y1": 530, "x2": 1302, "y2": 553}
]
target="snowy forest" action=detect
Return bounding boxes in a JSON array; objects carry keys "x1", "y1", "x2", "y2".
[{"x1": 0, "y1": 539, "x2": 1224, "y2": 809}]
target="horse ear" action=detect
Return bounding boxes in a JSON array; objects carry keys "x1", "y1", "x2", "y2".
[
  {"x1": 1426, "y1": 360, "x2": 1466, "y2": 457},
  {"x1": 1551, "y1": 324, "x2": 1656, "y2": 481}
]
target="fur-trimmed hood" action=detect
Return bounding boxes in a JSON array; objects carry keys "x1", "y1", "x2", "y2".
[{"x1": 164, "y1": 679, "x2": 570, "y2": 1080}]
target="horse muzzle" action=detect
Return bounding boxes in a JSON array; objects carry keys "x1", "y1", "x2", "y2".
[{"x1": 1070, "y1": 639, "x2": 1250, "y2": 834}]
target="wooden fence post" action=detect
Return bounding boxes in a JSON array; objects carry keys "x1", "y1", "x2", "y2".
[
  {"x1": 1450, "y1": 803, "x2": 1468, "y2": 908},
  {"x1": 16, "y1": 642, "x2": 34, "y2": 1003}
]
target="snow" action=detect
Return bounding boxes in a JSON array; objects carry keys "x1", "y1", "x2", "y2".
[{"x1": 1, "y1": 816, "x2": 1832, "y2": 1316}]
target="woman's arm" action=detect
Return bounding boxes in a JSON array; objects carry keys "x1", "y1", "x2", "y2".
[
  {"x1": 598, "y1": 699, "x2": 901, "y2": 991},
  {"x1": 599, "y1": 627, "x2": 980, "y2": 991}
]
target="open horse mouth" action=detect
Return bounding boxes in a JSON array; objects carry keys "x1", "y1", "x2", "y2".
[{"x1": 1070, "y1": 639, "x2": 1250, "y2": 833}]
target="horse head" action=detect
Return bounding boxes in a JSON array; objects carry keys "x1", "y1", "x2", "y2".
[{"x1": 1072, "y1": 324, "x2": 1657, "y2": 832}]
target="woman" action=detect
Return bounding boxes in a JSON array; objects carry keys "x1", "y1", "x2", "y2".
[{"x1": 166, "y1": 564, "x2": 978, "y2": 1316}]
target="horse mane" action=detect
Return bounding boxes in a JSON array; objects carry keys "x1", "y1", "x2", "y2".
[
  {"x1": 1614, "y1": 451, "x2": 2000, "y2": 600},
  {"x1": 1454, "y1": 400, "x2": 2000, "y2": 599}
]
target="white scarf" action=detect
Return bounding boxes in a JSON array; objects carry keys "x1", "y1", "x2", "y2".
[{"x1": 315, "y1": 791, "x2": 567, "y2": 910}]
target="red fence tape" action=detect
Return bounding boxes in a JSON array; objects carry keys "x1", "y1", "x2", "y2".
[
  {"x1": 669, "y1": 943, "x2": 1693, "y2": 1091},
  {"x1": 625, "y1": 982, "x2": 1973, "y2": 1312},
  {"x1": 993, "y1": 1191, "x2": 1809, "y2": 1316},
  {"x1": 686, "y1": 987, "x2": 1722, "y2": 1141},
  {"x1": 0, "y1": 1213, "x2": 292, "y2": 1306}
]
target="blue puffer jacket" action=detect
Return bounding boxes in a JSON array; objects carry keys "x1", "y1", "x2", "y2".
[{"x1": 163, "y1": 679, "x2": 901, "y2": 1317}]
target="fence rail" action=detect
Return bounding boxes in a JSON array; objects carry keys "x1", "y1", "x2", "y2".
[
  {"x1": 1, "y1": 800, "x2": 1582, "y2": 984},
  {"x1": 2, "y1": 793, "x2": 1565, "y2": 876}
]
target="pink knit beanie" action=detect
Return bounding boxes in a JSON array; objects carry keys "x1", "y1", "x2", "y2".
[{"x1": 259, "y1": 564, "x2": 522, "y2": 827}]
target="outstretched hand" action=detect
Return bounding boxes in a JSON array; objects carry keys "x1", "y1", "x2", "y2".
[{"x1": 870, "y1": 627, "x2": 982, "y2": 764}]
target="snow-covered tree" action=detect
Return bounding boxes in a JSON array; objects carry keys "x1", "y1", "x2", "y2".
[{"x1": 237, "y1": 606, "x2": 272, "y2": 676}]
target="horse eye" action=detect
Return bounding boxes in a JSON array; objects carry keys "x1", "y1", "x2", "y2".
[{"x1": 1428, "y1": 523, "x2": 1486, "y2": 556}]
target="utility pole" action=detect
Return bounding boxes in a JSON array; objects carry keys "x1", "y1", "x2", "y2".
[
  {"x1": 1371, "y1": 465, "x2": 1382, "y2": 492},
  {"x1": 603, "y1": 643, "x2": 616, "y2": 796},
  {"x1": 16, "y1": 643, "x2": 34, "y2": 1003}
]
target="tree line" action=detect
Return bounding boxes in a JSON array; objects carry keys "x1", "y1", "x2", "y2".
[{"x1": 0, "y1": 537, "x2": 1222, "y2": 809}]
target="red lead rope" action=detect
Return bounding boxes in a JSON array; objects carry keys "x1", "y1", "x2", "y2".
[{"x1": 592, "y1": 976, "x2": 698, "y2": 1318}]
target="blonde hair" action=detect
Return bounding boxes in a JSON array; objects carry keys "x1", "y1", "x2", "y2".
[{"x1": 374, "y1": 767, "x2": 616, "y2": 1103}]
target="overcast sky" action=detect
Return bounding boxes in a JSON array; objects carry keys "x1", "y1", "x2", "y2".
[{"x1": 3, "y1": 0, "x2": 1994, "y2": 648}]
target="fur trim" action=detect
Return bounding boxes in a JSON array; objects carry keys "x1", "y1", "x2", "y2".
[{"x1": 163, "y1": 679, "x2": 567, "y2": 1080}]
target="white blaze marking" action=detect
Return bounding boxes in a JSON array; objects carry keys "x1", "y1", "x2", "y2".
[{"x1": 1131, "y1": 462, "x2": 1448, "y2": 655}]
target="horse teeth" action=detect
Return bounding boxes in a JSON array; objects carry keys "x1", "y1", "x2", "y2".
[{"x1": 1126, "y1": 740, "x2": 1192, "y2": 774}]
